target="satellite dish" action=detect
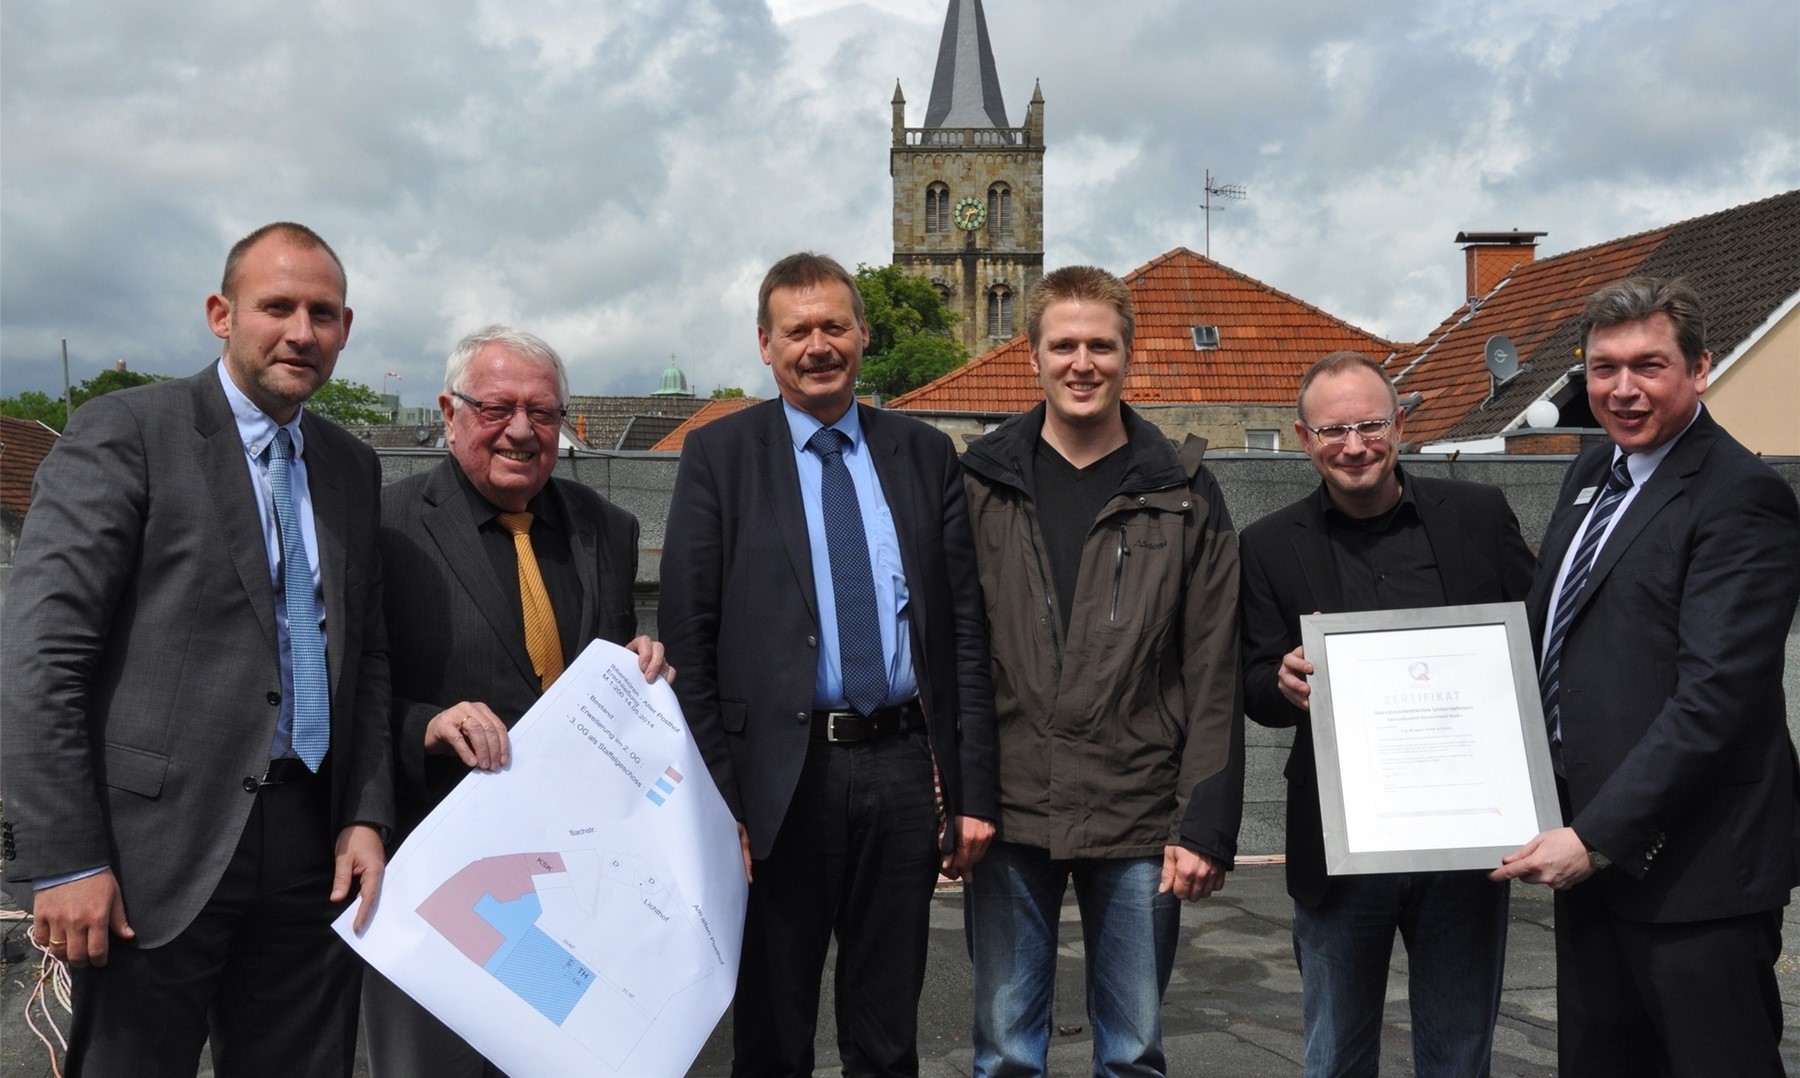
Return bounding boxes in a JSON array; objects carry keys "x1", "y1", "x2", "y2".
[{"x1": 1484, "y1": 335, "x2": 1520, "y2": 384}]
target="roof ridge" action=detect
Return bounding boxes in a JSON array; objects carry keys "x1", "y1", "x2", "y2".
[{"x1": 1127, "y1": 247, "x2": 1399, "y2": 347}]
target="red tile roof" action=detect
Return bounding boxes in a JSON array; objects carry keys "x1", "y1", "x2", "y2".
[
  {"x1": 652, "y1": 397, "x2": 762, "y2": 451},
  {"x1": 0, "y1": 414, "x2": 60, "y2": 520},
  {"x1": 889, "y1": 247, "x2": 1400, "y2": 411},
  {"x1": 1395, "y1": 189, "x2": 1800, "y2": 446}
]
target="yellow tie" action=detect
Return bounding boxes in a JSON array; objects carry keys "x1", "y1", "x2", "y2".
[{"x1": 498, "y1": 512, "x2": 564, "y2": 691}]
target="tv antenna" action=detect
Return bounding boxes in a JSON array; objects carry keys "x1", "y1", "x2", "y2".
[{"x1": 1202, "y1": 169, "x2": 1247, "y2": 258}]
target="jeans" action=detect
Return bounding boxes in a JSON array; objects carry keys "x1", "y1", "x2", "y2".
[
  {"x1": 1290, "y1": 870, "x2": 1508, "y2": 1077},
  {"x1": 965, "y1": 842, "x2": 1180, "y2": 1077}
]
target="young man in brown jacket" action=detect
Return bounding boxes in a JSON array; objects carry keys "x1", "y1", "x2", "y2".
[{"x1": 959, "y1": 265, "x2": 1243, "y2": 1077}]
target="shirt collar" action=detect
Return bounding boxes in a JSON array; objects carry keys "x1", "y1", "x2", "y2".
[
  {"x1": 217, "y1": 361, "x2": 304, "y2": 459},
  {"x1": 782, "y1": 398, "x2": 863, "y2": 454}
]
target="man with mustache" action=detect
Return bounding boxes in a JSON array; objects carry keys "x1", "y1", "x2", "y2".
[
  {"x1": 660, "y1": 252, "x2": 996, "y2": 1076},
  {"x1": 2, "y1": 222, "x2": 392, "y2": 1076}
]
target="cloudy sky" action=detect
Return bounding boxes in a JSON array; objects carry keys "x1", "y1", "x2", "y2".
[{"x1": 3, "y1": 0, "x2": 1795, "y2": 410}]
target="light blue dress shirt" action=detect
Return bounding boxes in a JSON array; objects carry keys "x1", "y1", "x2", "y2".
[
  {"x1": 782, "y1": 400, "x2": 917, "y2": 710},
  {"x1": 218, "y1": 363, "x2": 329, "y2": 761}
]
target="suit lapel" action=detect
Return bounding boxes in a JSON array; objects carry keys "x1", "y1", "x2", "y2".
[
  {"x1": 561, "y1": 481, "x2": 602, "y2": 642},
  {"x1": 1569, "y1": 415, "x2": 1715, "y2": 624},
  {"x1": 419, "y1": 459, "x2": 540, "y2": 687},
  {"x1": 193, "y1": 370, "x2": 278, "y2": 653},
  {"x1": 758, "y1": 401, "x2": 819, "y2": 624},
  {"x1": 1528, "y1": 452, "x2": 1608, "y2": 635},
  {"x1": 863, "y1": 407, "x2": 925, "y2": 640},
  {"x1": 1289, "y1": 495, "x2": 1344, "y2": 613},
  {"x1": 299, "y1": 415, "x2": 352, "y2": 696},
  {"x1": 1414, "y1": 480, "x2": 1475, "y2": 604}
]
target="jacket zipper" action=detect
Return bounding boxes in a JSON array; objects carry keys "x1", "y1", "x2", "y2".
[{"x1": 1110, "y1": 523, "x2": 1129, "y2": 622}]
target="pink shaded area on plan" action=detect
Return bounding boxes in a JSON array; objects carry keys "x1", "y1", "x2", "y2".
[{"x1": 415, "y1": 852, "x2": 569, "y2": 965}]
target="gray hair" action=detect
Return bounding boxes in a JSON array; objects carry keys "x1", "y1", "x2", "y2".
[
  {"x1": 1578, "y1": 277, "x2": 1707, "y2": 371},
  {"x1": 444, "y1": 325, "x2": 570, "y2": 404}
]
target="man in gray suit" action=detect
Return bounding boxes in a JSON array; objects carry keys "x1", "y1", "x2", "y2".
[
  {"x1": 0, "y1": 222, "x2": 393, "y2": 1076},
  {"x1": 362, "y1": 325, "x2": 667, "y2": 1077}
]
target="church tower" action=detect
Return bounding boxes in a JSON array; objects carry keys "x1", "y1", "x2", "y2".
[{"x1": 891, "y1": 0, "x2": 1043, "y2": 356}]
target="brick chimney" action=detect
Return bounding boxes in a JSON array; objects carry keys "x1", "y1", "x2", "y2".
[{"x1": 1456, "y1": 230, "x2": 1546, "y2": 307}]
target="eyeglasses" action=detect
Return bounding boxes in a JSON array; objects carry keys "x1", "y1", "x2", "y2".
[
  {"x1": 1304, "y1": 416, "x2": 1395, "y2": 445},
  {"x1": 451, "y1": 392, "x2": 567, "y2": 428}
]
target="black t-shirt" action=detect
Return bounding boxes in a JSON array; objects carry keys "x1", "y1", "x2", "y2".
[
  {"x1": 1322, "y1": 478, "x2": 1446, "y2": 613},
  {"x1": 1032, "y1": 438, "x2": 1132, "y2": 638}
]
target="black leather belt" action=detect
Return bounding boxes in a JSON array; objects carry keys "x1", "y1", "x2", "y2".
[{"x1": 812, "y1": 699, "x2": 924, "y2": 742}]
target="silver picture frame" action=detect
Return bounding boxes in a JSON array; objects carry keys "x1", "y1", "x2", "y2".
[{"x1": 1301, "y1": 601, "x2": 1562, "y2": 875}]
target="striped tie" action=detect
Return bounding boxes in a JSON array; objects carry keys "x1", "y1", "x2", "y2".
[
  {"x1": 269, "y1": 429, "x2": 330, "y2": 771},
  {"x1": 1542, "y1": 454, "x2": 1633, "y2": 760},
  {"x1": 499, "y1": 512, "x2": 564, "y2": 691}
]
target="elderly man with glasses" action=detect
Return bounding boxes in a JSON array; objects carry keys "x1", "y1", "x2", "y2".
[
  {"x1": 1237, "y1": 351, "x2": 1535, "y2": 1076},
  {"x1": 362, "y1": 325, "x2": 668, "y2": 1077}
]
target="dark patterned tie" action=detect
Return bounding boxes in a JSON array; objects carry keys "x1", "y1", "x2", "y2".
[
  {"x1": 269, "y1": 429, "x2": 330, "y2": 771},
  {"x1": 807, "y1": 427, "x2": 889, "y2": 716},
  {"x1": 1542, "y1": 453, "x2": 1633, "y2": 758}
]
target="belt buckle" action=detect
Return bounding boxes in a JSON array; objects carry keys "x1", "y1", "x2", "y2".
[{"x1": 823, "y1": 710, "x2": 857, "y2": 743}]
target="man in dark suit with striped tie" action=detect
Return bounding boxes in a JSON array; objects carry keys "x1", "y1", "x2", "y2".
[{"x1": 1494, "y1": 277, "x2": 1800, "y2": 1074}]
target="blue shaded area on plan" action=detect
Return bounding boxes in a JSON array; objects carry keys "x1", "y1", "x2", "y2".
[
  {"x1": 647, "y1": 789, "x2": 666, "y2": 805},
  {"x1": 473, "y1": 891, "x2": 596, "y2": 1026}
]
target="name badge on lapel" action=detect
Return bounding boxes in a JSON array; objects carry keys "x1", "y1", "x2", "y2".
[{"x1": 1573, "y1": 486, "x2": 1598, "y2": 506}]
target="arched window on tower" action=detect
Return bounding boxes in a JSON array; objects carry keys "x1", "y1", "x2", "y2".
[
  {"x1": 987, "y1": 183, "x2": 1013, "y2": 239},
  {"x1": 987, "y1": 285, "x2": 1014, "y2": 339},
  {"x1": 925, "y1": 182, "x2": 950, "y2": 235}
]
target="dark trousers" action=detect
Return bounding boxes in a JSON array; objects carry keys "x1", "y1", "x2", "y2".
[
  {"x1": 1555, "y1": 882, "x2": 1785, "y2": 1076},
  {"x1": 731, "y1": 726, "x2": 939, "y2": 1078},
  {"x1": 65, "y1": 765, "x2": 361, "y2": 1078}
]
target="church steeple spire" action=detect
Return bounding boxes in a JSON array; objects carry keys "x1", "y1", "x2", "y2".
[{"x1": 923, "y1": 0, "x2": 1009, "y2": 129}]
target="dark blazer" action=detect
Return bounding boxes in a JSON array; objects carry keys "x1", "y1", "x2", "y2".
[
  {"x1": 1240, "y1": 473, "x2": 1534, "y2": 907},
  {"x1": 1528, "y1": 408, "x2": 1800, "y2": 923},
  {"x1": 658, "y1": 399, "x2": 996, "y2": 860},
  {"x1": 380, "y1": 458, "x2": 640, "y2": 836},
  {"x1": 0, "y1": 365, "x2": 393, "y2": 947}
]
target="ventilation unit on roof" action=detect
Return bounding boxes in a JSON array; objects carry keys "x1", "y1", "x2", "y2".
[{"x1": 1190, "y1": 325, "x2": 1221, "y2": 350}]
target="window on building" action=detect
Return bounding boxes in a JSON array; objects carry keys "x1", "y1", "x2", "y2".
[
  {"x1": 926, "y1": 182, "x2": 950, "y2": 235},
  {"x1": 1245, "y1": 429, "x2": 1280, "y2": 452},
  {"x1": 1190, "y1": 325, "x2": 1221, "y2": 350},
  {"x1": 987, "y1": 183, "x2": 1013, "y2": 238},
  {"x1": 987, "y1": 286, "x2": 1014, "y2": 339}
]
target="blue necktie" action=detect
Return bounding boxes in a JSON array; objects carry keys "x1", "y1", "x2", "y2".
[
  {"x1": 269, "y1": 429, "x2": 330, "y2": 771},
  {"x1": 807, "y1": 427, "x2": 889, "y2": 716},
  {"x1": 1542, "y1": 453, "x2": 1633, "y2": 758}
]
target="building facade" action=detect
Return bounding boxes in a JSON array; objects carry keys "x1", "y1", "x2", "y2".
[{"x1": 891, "y1": 0, "x2": 1043, "y2": 356}]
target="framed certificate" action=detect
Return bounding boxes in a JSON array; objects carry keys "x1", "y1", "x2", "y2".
[{"x1": 1301, "y1": 601, "x2": 1561, "y2": 875}]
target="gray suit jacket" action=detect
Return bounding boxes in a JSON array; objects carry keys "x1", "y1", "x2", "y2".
[
  {"x1": 380, "y1": 458, "x2": 640, "y2": 837},
  {"x1": 0, "y1": 364, "x2": 394, "y2": 947}
]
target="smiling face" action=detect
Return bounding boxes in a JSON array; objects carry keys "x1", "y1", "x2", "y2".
[
  {"x1": 1030, "y1": 299, "x2": 1131, "y2": 437},
  {"x1": 1584, "y1": 312, "x2": 1709, "y2": 454},
  {"x1": 1296, "y1": 365, "x2": 1404, "y2": 517},
  {"x1": 206, "y1": 234, "x2": 352, "y2": 424},
  {"x1": 758, "y1": 280, "x2": 867, "y2": 424},
  {"x1": 441, "y1": 342, "x2": 563, "y2": 512}
]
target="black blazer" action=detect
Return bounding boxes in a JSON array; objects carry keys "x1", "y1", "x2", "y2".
[
  {"x1": 1239, "y1": 474, "x2": 1534, "y2": 907},
  {"x1": 1528, "y1": 408, "x2": 1800, "y2": 923},
  {"x1": 0, "y1": 366, "x2": 393, "y2": 946},
  {"x1": 658, "y1": 400, "x2": 996, "y2": 859},
  {"x1": 380, "y1": 457, "x2": 640, "y2": 836}
]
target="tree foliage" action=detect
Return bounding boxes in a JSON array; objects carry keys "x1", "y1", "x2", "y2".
[
  {"x1": 710, "y1": 386, "x2": 747, "y2": 399},
  {"x1": 1, "y1": 367, "x2": 169, "y2": 432},
  {"x1": 853, "y1": 264, "x2": 968, "y2": 400},
  {"x1": 306, "y1": 378, "x2": 390, "y2": 426}
]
